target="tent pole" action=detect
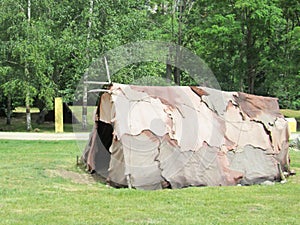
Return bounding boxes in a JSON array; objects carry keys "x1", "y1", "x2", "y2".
[{"x1": 104, "y1": 56, "x2": 111, "y2": 83}]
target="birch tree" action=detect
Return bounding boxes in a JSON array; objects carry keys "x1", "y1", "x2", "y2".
[
  {"x1": 82, "y1": 0, "x2": 94, "y2": 130},
  {"x1": 25, "y1": 0, "x2": 32, "y2": 131}
]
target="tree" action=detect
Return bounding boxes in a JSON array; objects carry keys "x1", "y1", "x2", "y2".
[
  {"x1": 186, "y1": 0, "x2": 288, "y2": 95},
  {"x1": 82, "y1": 0, "x2": 94, "y2": 130},
  {"x1": 1, "y1": 0, "x2": 299, "y2": 130},
  {"x1": 268, "y1": 0, "x2": 300, "y2": 109},
  {"x1": 25, "y1": 0, "x2": 32, "y2": 131},
  {"x1": 1, "y1": 0, "x2": 59, "y2": 129}
]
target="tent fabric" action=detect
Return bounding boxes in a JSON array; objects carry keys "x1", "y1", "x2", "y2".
[{"x1": 82, "y1": 83, "x2": 290, "y2": 190}]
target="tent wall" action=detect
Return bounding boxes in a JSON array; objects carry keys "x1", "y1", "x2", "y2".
[{"x1": 82, "y1": 83, "x2": 290, "y2": 190}]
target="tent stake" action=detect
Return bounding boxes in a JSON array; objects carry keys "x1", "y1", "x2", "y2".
[
  {"x1": 126, "y1": 174, "x2": 132, "y2": 189},
  {"x1": 277, "y1": 163, "x2": 286, "y2": 182}
]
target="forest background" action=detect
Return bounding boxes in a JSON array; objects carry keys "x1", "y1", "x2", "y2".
[{"x1": 0, "y1": 0, "x2": 299, "y2": 130}]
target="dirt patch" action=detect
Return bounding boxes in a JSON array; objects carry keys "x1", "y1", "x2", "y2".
[{"x1": 46, "y1": 169, "x2": 96, "y2": 185}]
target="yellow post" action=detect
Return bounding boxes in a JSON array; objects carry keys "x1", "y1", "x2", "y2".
[
  {"x1": 55, "y1": 97, "x2": 64, "y2": 133},
  {"x1": 286, "y1": 118, "x2": 297, "y2": 134}
]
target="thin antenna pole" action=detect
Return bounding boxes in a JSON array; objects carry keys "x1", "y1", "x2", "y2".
[{"x1": 104, "y1": 56, "x2": 111, "y2": 83}]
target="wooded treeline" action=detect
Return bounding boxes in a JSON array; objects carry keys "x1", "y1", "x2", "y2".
[{"x1": 0, "y1": 0, "x2": 299, "y2": 129}]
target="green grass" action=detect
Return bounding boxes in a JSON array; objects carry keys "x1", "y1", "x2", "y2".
[
  {"x1": 0, "y1": 140, "x2": 299, "y2": 225},
  {"x1": 281, "y1": 109, "x2": 300, "y2": 120}
]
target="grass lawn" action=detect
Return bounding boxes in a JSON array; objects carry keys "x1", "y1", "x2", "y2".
[
  {"x1": 0, "y1": 140, "x2": 299, "y2": 225},
  {"x1": 281, "y1": 109, "x2": 300, "y2": 121}
]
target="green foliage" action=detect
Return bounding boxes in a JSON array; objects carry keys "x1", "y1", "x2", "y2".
[
  {"x1": 1, "y1": 0, "x2": 299, "y2": 121},
  {"x1": 184, "y1": 0, "x2": 299, "y2": 109}
]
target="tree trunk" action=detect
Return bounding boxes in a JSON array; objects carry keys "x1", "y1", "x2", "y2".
[
  {"x1": 6, "y1": 94, "x2": 11, "y2": 125},
  {"x1": 82, "y1": 74, "x2": 88, "y2": 130},
  {"x1": 174, "y1": 1, "x2": 184, "y2": 85},
  {"x1": 174, "y1": 38, "x2": 181, "y2": 85},
  {"x1": 248, "y1": 70, "x2": 256, "y2": 94},
  {"x1": 82, "y1": 0, "x2": 94, "y2": 130},
  {"x1": 25, "y1": 0, "x2": 32, "y2": 131},
  {"x1": 25, "y1": 90, "x2": 32, "y2": 131},
  {"x1": 245, "y1": 21, "x2": 256, "y2": 94},
  {"x1": 173, "y1": 67, "x2": 180, "y2": 85},
  {"x1": 166, "y1": 46, "x2": 173, "y2": 81},
  {"x1": 165, "y1": 1, "x2": 175, "y2": 82}
]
